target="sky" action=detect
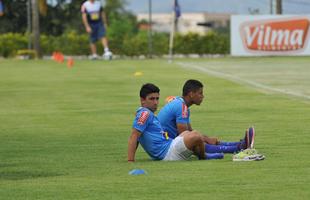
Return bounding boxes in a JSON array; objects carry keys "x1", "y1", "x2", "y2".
[{"x1": 125, "y1": 0, "x2": 310, "y2": 14}]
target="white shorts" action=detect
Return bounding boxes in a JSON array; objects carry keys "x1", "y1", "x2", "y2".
[{"x1": 163, "y1": 136, "x2": 193, "y2": 161}]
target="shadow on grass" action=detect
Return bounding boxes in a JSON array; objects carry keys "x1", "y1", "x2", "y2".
[{"x1": 0, "y1": 170, "x2": 65, "y2": 180}]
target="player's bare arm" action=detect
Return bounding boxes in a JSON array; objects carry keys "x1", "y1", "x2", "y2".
[
  {"x1": 82, "y1": 13, "x2": 91, "y2": 33},
  {"x1": 127, "y1": 128, "x2": 141, "y2": 162},
  {"x1": 178, "y1": 122, "x2": 218, "y2": 145},
  {"x1": 176, "y1": 123, "x2": 195, "y2": 133},
  {"x1": 186, "y1": 123, "x2": 219, "y2": 145}
]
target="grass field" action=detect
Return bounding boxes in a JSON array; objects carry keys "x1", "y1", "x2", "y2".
[{"x1": 0, "y1": 57, "x2": 309, "y2": 199}]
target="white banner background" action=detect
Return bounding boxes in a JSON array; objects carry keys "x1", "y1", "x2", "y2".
[{"x1": 231, "y1": 15, "x2": 310, "y2": 56}]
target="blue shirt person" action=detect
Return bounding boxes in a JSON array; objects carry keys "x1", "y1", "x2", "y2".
[
  {"x1": 157, "y1": 96, "x2": 190, "y2": 139},
  {"x1": 158, "y1": 80, "x2": 253, "y2": 154},
  {"x1": 132, "y1": 107, "x2": 172, "y2": 160},
  {"x1": 128, "y1": 83, "x2": 209, "y2": 162},
  {"x1": 81, "y1": 0, "x2": 112, "y2": 59}
]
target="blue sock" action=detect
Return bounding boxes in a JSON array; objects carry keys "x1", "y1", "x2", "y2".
[
  {"x1": 205, "y1": 144, "x2": 240, "y2": 153},
  {"x1": 219, "y1": 141, "x2": 241, "y2": 146},
  {"x1": 205, "y1": 153, "x2": 224, "y2": 160}
]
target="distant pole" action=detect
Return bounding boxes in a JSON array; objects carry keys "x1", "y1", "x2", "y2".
[
  {"x1": 168, "y1": 9, "x2": 176, "y2": 62},
  {"x1": 270, "y1": 0, "x2": 273, "y2": 14},
  {"x1": 276, "y1": 0, "x2": 282, "y2": 14},
  {"x1": 169, "y1": 0, "x2": 180, "y2": 62},
  {"x1": 148, "y1": 0, "x2": 153, "y2": 58},
  {"x1": 31, "y1": 0, "x2": 41, "y2": 58},
  {"x1": 27, "y1": 0, "x2": 32, "y2": 49}
]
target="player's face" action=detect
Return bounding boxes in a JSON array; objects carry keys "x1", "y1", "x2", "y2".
[
  {"x1": 141, "y1": 93, "x2": 160, "y2": 112},
  {"x1": 191, "y1": 88, "x2": 204, "y2": 105}
]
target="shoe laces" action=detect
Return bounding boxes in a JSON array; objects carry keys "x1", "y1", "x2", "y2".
[{"x1": 243, "y1": 148, "x2": 258, "y2": 155}]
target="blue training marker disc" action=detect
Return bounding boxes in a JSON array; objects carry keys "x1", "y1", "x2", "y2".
[{"x1": 129, "y1": 169, "x2": 147, "y2": 175}]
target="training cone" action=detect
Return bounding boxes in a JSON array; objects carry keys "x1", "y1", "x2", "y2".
[
  {"x1": 67, "y1": 57, "x2": 74, "y2": 68},
  {"x1": 57, "y1": 52, "x2": 64, "y2": 63},
  {"x1": 129, "y1": 169, "x2": 147, "y2": 175},
  {"x1": 134, "y1": 71, "x2": 143, "y2": 76},
  {"x1": 53, "y1": 51, "x2": 64, "y2": 63}
]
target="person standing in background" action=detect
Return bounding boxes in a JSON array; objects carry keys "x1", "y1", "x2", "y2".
[{"x1": 81, "y1": 0, "x2": 112, "y2": 60}]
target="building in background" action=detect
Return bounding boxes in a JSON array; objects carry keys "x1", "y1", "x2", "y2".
[{"x1": 137, "y1": 12, "x2": 230, "y2": 34}]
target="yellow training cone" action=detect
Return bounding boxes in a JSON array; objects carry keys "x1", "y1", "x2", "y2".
[{"x1": 134, "y1": 71, "x2": 143, "y2": 76}]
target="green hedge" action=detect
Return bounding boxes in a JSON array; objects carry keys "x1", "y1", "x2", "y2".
[
  {"x1": 0, "y1": 31, "x2": 229, "y2": 58},
  {"x1": 174, "y1": 32, "x2": 230, "y2": 55},
  {"x1": 40, "y1": 31, "x2": 90, "y2": 55},
  {"x1": 0, "y1": 33, "x2": 28, "y2": 57}
]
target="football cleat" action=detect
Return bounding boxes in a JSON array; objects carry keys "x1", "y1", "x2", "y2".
[
  {"x1": 89, "y1": 54, "x2": 98, "y2": 60},
  {"x1": 232, "y1": 148, "x2": 265, "y2": 161},
  {"x1": 242, "y1": 148, "x2": 265, "y2": 160},
  {"x1": 103, "y1": 51, "x2": 113, "y2": 60},
  {"x1": 88, "y1": 54, "x2": 98, "y2": 60},
  {"x1": 232, "y1": 152, "x2": 257, "y2": 161}
]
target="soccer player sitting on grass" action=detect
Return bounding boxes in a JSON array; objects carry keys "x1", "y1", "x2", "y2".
[
  {"x1": 157, "y1": 79, "x2": 255, "y2": 154},
  {"x1": 127, "y1": 83, "x2": 224, "y2": 162}
]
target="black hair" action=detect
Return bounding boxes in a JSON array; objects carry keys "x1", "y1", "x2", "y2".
[
  {"x1": 182, "y1": 79, "x2": 203, "y2": 96},
  {"x1": 140, "y1": 83, "x2": 160, "y2": 98}
]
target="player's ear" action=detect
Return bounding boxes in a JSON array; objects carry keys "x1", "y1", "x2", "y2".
[
  {"x1": 140, "y1": 97, "x2": 146, "y2": 104},
  {"x1": 189, "y1": 91, "x2": 193, "y2": 98}
]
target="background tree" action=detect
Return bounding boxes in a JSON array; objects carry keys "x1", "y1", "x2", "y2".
[
  {"x1": 104, "y1": 0, "x2": 138, "y2": 53},
  {"x1": 0, "y1": 0, "x2": 28, "y2": 33},
  {"x1": 32, "y1": 0, "x2": 41, "y2": 57},
  {"x1": 0, "y1": 0, "x2": 136, "y2": 35},
  {"x1": 0, "y1": 0, "x2": 141, "y2": 57}
]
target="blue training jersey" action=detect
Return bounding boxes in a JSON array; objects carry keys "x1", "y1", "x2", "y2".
[
  {"x1": 132, "y1": 107, "x2": 172, "y2": 160},
  {"x1": 157, "y1": 97, "x2": 190, "y2": 139}
]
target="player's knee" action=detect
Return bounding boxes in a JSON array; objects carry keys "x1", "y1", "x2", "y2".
[{"x1": 188, "y1": 131, "x2": 203, "y2": 144}]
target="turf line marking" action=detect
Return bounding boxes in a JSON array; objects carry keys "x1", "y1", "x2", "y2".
[{"x1": 176, "y1": 62, "x2": 310, "y2": 100}]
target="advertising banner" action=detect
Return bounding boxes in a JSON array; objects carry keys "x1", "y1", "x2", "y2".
[{"x1": 231, "y1": 15, "x2": 310, "y2": 56}]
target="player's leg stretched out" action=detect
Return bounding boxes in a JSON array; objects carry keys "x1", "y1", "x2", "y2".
[{"x1": 205, "y1": 127, "x2": 255, "y2": 154}]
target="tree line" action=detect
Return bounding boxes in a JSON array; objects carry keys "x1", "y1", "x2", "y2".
[
  {"x1": 0, "y1": 0, "x2": 230, "y2": 57},
  {"x1": 0, "y1": 0, "x2": 136, "y2": 35}
]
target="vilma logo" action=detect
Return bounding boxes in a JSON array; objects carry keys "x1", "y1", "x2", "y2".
[
  {"x1": 182, "y1": 104, "x2": 188, "y2": 118},
  {"x1": 138, "y1": 111, "x2": 149, "y2": 125},
  {"x1": 240, "y1": 18, "x2": 310, "y2": 52}
]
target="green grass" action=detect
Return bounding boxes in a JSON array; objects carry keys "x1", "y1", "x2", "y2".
[
  {"x1": 0, "y1": 58, "x2": 309, "y2": 199},
  {"x1": 177, "y1": 57, "x2": 310, "y2": 99}
]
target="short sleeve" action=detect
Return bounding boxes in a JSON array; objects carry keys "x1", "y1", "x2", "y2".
[
  {"x1": 81, "y1": 3, "x2": 86, "y2": 13},
  {"x1": 133, "y1": 110, "x2": 151, "y2": 133},
  {"x1": 175, "y1": 102, "x2": 190, "y2": 124}
]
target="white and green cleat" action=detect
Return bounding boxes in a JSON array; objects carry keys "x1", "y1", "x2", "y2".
[{"x1": 233, "y1": 148, "x2": 265, "y2": 161}]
